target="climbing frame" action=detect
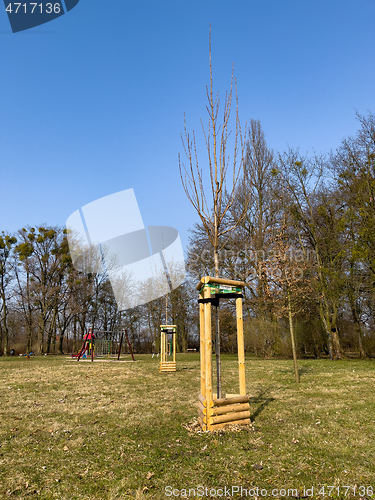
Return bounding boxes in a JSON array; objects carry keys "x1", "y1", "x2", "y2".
[{"x1": 197, "y1": 276, "x2": 251, "y2": 430}]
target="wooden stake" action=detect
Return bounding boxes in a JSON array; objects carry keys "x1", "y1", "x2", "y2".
[
  {"x1": 199, "y1": 296, "x2": 205, "y2": 399},
  {"x1": 90, "y1": 328, "x2": 94, "y2": 363},
  {"x1": 236, "y1": 297, "x2": 246, "y2": 395},
  {"x1": 173, "y1": 331, "x2": 176, "y2": 363},
  {"x1": 204, "y1": 286, "x2": 213, "y2": 427},
  {"x1": 160, "y1": 329, "x2": 165, "y2": 364}
]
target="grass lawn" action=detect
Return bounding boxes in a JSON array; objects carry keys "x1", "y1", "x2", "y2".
[{"x1": 0, "y1": 354, "x2": 374, "y2": 499}]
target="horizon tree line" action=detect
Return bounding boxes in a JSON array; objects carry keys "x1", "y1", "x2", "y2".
[{"x1": 1, "y1": 111, "x2": 374, "y2": 359}]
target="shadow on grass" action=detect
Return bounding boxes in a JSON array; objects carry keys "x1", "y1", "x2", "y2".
[
  {"x1": 298, "y1": 365, "x2": 312, "y2": 377},
  {"x1": 249, "y1": 387, "x2": 275, "y2": 421},
  {"x1": 277, "y1": 364, "x2": 313, "y2": 379}
]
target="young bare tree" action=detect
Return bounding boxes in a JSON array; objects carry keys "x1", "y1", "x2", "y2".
[
  {"x1": 264, "y1": 220, "x2": 315, "y2": 381},
  {"x1": 179, "y1": 28, "x2": 246, "y2": 398},
  {"x1": 0, "y1": 233, "x2": 17, "y2": 355}
]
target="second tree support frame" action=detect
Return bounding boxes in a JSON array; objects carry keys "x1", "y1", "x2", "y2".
[{"x1": 159, "y1": 325, "x2": 177, "y2": 372}]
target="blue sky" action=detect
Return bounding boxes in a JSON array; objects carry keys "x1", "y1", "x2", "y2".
[{"x1": 1, "y1": 0, "x2": 374, "y2": 252}]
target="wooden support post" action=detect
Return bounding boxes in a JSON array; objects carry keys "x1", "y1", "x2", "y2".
[
  {"x1": 199, "y1": 296, "x2": 205, "y2": 399},
  {"x1": 236, "y1": 296, "x2": 246, "y2": 395},
  {"x1": 124, "y1": 330, "x2": 135, "y2": 361},
  {"x1": 117, "y1": 330, "x2": 124, "y2": 360},
  {"x1": 173, "y1": 332, "x2": 176, "y2": 363},
  {"x1": 204, "y1": 286, "x2": 213, "y2": 427},
  {"x1": 160, "y1": 329, "x2": 165, "y2": 363}
]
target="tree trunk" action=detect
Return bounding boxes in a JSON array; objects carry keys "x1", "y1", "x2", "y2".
[
  {"x1": 52, "y1": 321, "x2": 57, "y2": 354},
  {"x1": 181, "y1": 324, "x2": 187, "y2": 353},
  {"x1": 0, "y1": 321, "x2": 3, "y2": 355},
  {"x1": 319, "y1": 300, "x2": 343, "y2": 360},
  {"x1": 73, "y1": 317, "x2": 77, "y2": 352},
  {"x1": 287, "y1": 289, "x2": 299, "y2": 382},
  {"x1": 58, "y1": 329, "x2": 65, "y2": 355},
  {"x1": 1, "y1": 286, "x2": 9, "y2": 356},
  {"x1": 2, "y1": 312, "x2": 9, "y2": 356},
  {"x1": 213, "y1": 247, "x2": 222, "y2": 399},
  {"x1": 38, "y1": 312, "x2": 47, "y2": 355},
  {"x1": 330, "y1": 326, "x2": 343, "y2": 359},
  {"x1": 26, "y1": 273, "x2": 33, "y2": 353},
  {"x1": 26, "y1": 312, "x2": 33, "y2": 353},
  {"x1": 46, "y1": 306, "x2": 57, "y2": 354},
  {"x1": 348, "y1": 292, "x2": 367, "y2": 358},
  {"x1": 319, "y1": 301, "x2": 333, "y2": 359},
  {"x1": 330, "y1": 306, "x2": 344, "y2": 359}
]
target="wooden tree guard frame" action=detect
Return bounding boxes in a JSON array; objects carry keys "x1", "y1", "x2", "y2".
[
  {"x1": 159, "y1": 325, "x2": 177, "y2": 372},
  {"x1": 197, "y1": 276, "x2": 251, "y2": 431}
]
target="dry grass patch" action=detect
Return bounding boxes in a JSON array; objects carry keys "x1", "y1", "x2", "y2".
[{"x1": 0, "y1": 355, "x2": 374, "y2": 499}]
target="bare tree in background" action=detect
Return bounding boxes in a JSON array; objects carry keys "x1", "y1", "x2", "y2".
[{"x1": 179, "y1": 28, "x2": 246, "y2": 398}]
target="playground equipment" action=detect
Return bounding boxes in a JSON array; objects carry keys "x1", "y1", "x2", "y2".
[
  {"x1": 72, "y1": 328, "x2": 135, "y2": 362},
  {"x1": 116, "y1": 329, "x2": 135, "y2": 361},
  {"x1": 159, "y1": 325, "x2": 176, "y2": 372},
  {"x1": 94, "y1": 339, "x2": 111, "y2": 357},
  {"x1": 197, "y1": 276, "x2": 251, "y2": 431}
]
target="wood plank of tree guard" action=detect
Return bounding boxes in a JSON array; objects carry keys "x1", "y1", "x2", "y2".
[
  {"x1": 198, "y1": 394, "x2": 207, "y2": 407},
  {"x1": 198, "y1": 407, "x2": 204, "y2": 422},
  {"x1": 211, "y1": 402, "x2": 250, "y2": 416},
  {"x1": 159, "y1": 365, "x2": 176, "y2": 372},
  {"x1": 211, "y1": 418, "x2": 251, "y2": 430},
  {"x1": 198, "y1": 400, "x2": 205, "y2": 414},
  {"x1": 196, "y1": 276, "x2": 245, "y2": 290},
  {"x1": 209, "y1": 410, "x2": 251, "y2": 425},
  {"x1": 213, "y1": 395, "x2": 250, "y2": 406}
]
